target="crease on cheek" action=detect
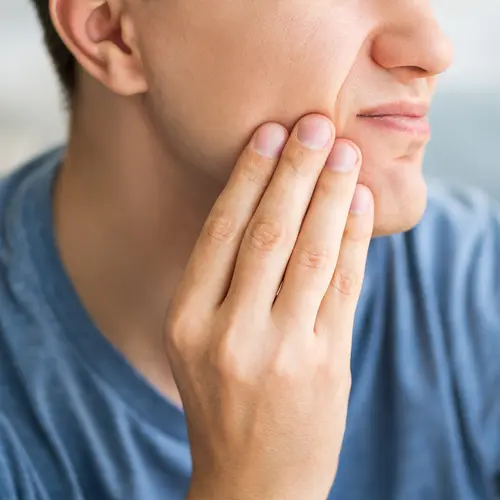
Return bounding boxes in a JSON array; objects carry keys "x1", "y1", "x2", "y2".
[
  {"x1": 332, "y1": 36, "x2": 372, "y2": 134},
  {"x1": 325, "y1": 66, "x2": 357, "y2": 134},
  {"x1": 333, "y1": 85, "x2": 351, "y2": 134}
]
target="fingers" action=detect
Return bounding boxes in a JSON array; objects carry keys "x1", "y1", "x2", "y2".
[
  {"x1": 226, "y1": 115, "x2": 335, "y2": 311},
  {"x1": 174, "y1": 123, "x2": 288, "y2": 313},
  {"x1": 272, "y1": 141, "x2": 362, "y2": 331},
  {"x1": 315, "y1": 184, "x2": 374, "y2": 352}
]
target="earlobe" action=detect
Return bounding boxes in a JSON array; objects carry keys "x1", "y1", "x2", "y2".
[{"x1": 49, "y1": 0, "x2": 148, "y2": 96}]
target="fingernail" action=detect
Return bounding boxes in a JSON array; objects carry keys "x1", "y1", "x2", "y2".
[
  {"x1": 297, "y1": 115, "x2": 332, "y2": 150},
  {"x1": 326, "y1": 142, "x2": 358, "y2": 172},
  {"x1": 350, "y1": 185, "x2": 371, "y2": 214},
  {"x1": 253, "y1": 123, "x2": 288, "y2": 158}
]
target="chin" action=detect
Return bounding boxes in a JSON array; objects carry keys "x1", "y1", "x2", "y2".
[{"x1": 361, "y1": 157, "x2": 429, "y2": 238}]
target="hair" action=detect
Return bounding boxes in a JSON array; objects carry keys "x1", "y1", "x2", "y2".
[{"x1": 30, "y1": 0, "x2": 76, "y2": 98}]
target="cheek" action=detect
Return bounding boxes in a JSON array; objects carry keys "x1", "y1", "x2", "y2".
[{"x1": 136, "y1": 2, "x2": 367, "y2": 179}]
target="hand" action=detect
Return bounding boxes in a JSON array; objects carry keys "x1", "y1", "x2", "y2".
[{"x1": 164, "y1": 114, "x2": 374, "y2": 500}]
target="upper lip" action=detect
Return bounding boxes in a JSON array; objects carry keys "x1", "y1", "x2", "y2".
[{"x1": 358, "y1": 101, "x2": 430, "y2": 118}]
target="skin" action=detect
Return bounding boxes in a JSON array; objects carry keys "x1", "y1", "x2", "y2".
[
  {"x1": 47, "y1": 0, "x2": 453, "y2": 495},
  {"x1": 131, "y1": 0, "x2": 452, "y2": 235},
  {"x1": 168, "y1": 121, "x2": 374, "y2": 499}
]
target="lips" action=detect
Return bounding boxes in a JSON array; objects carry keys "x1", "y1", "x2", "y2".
[
  {"x1": 357, "y1": 101, "x2": 431, "y2": 136},
  {"x1": 358, "y1": 101, "x2": 430, "y2": 118}
]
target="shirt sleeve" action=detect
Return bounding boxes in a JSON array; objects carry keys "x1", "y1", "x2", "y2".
[
  {"x1": 418, "y1": 184, "x2": 500, "y2": 493},
  {"x1": 0, "y1": 415, "x2": 48, "y2": 500}
]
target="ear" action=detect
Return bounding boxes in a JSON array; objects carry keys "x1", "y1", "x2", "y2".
[{"x1": 49, "y1": 0, "x2": 148, "y2": 95}]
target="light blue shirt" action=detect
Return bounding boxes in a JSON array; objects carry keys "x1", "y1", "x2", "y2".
[{"x1": 1, "y1": 148, "x2": 499, "y2": 499}]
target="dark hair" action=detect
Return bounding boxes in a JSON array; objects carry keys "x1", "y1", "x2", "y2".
[{"x1": 30, "y1": 0, "x2": 76, "y2": 98}]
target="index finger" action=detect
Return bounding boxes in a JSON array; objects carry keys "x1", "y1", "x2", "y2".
[{"x1": 173, "y1": 123, "x2": 289, "y2": 314}]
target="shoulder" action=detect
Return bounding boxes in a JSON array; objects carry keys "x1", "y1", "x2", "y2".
[
  {"x1": 0, "y1": 146, "x2": 63, "y2": 267},
  {"x1": 0, "y1": 147, "x2": 64, "y2": 400},
  {"x1": 0, "y1": 147, "x2": 63, "y2": 255},
  {"x1": 0, "y1": 148, "x2": 67, "y2": 499},
  {"x1": 0, "y1": 147, "x2": 63, "y2": 208}
]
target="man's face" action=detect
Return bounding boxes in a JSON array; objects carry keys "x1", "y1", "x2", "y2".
[{"x1": 129, "y1": 0, "x2": 453, "y2": 235}]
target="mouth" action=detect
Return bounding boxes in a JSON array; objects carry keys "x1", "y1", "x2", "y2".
[{"x1": 357, "y1": 101, "x2": 431, "y2": 137}]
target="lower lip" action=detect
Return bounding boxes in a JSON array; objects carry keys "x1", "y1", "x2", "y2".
[{"x1": 358, "y1": 115, "x2": 431, "y2": 137}]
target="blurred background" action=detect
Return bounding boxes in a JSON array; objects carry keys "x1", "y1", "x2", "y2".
[{"x1": 0, "y1": 1, "x2": 499, "y2": 196}]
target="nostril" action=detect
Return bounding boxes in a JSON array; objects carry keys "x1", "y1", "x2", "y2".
[{"x1": 408, "y1": 66, "x2": 427, "y2": 75}]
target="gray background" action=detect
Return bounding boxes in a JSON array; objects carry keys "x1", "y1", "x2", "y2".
[{"x1": 1, "y1": 0, "x2": 499, "y2": 197}]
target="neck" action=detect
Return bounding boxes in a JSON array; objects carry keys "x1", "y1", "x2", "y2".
[{"x1": 54, "y1": 77, "x2": 223, "y2": 403}]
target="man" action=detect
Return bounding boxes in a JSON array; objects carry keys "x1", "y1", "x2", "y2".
[{"x1": 0, "y1": 0, "x2": 499, "y2": 498}]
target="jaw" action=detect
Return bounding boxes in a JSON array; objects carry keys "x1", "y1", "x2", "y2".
[{"x1": 357, "y1": 148, "x2": 428, "y2": 237}]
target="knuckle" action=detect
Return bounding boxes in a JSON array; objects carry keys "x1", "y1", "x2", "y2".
[
  {"x1": 315, "y1": 171, "x2": 339, "y2": 196},
  {"x1": 205, "y1": 212, "x2": 238, "y2": 243},
  {"x1": 272, "y1": 349, "x2": 302, "y2": 382},
  {"x1": 314, "y1": 171, "x2": 351, "y2": 202},
  {"x1": 164, "y1": 311, "x2": 197, "y2": 357},
  {"x1": 240, "y1": 154, "x2": 274, "y2": 186},
  {"x1": 163, "y1": 307, "x2": 203, "y2": 359},
  {"x1": 330, "y1": 267, "x2": 361, "y2": 297},
  {"x1": 320, "y1": 358, "x2": 352, "y2": 397},
  {"x1": 212, "y1": 336, "x2": 254, "y2": 384},
  {"x1": 249, "y1": 219, "x2": 286, "y2": 252},
  {"x1": 316, "y1": 347, "x2": 337, "y2": 375},
  {"x1": 344, "y1": 222, "x2": 372, "y2": 244},
  {"x1": 295, "y1": 244, "x2": 331, "y2": 270},
  {"x1": 325, "y1": 359, "x2": 350, "y2": 384},
  {"x1": 280, "y1": 147, "x2": 311, "y2": 178}
]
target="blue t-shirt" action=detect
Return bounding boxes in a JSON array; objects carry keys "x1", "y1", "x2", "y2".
[{"x1": 0, "y1": 148, "x2": 499, "y2": 500}]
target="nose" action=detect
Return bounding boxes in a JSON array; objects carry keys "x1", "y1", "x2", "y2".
[{"x1": 371, "y1": 8, "x2": 454, "y2": 82}]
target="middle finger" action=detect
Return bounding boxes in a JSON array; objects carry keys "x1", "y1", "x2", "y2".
[{"x1": 226, "y1": 114, "x2": 335, "y2": 310}]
